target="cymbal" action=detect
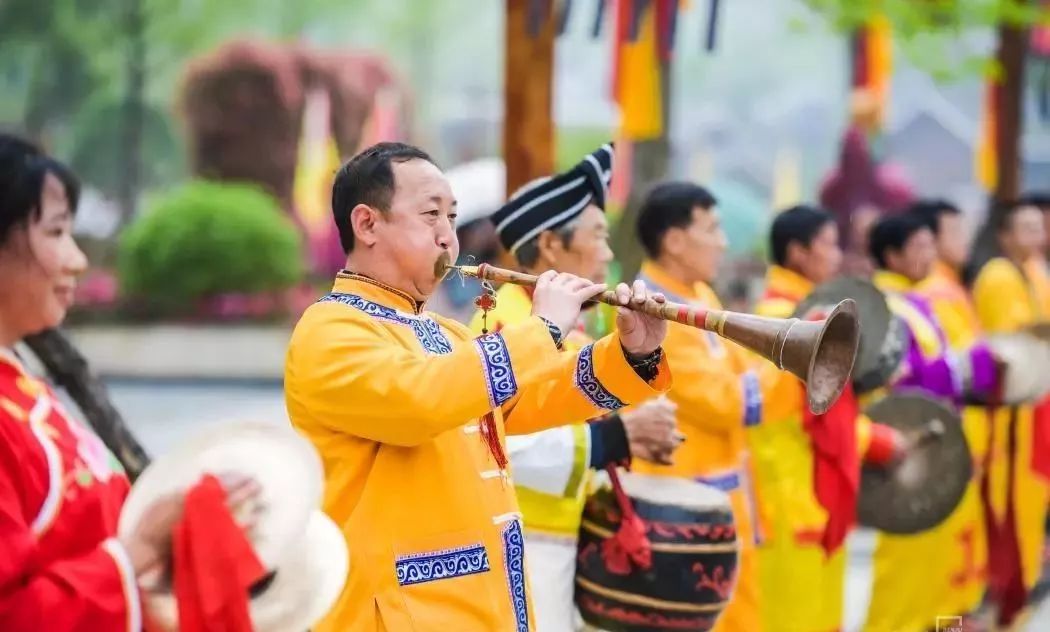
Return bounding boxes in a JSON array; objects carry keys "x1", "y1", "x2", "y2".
[
  {"x1": 858, "y1": 394, "x2": 971, "y2": 535},
  {"x1": 794, "y1": 276, "x2": 906, "y2": 393}
]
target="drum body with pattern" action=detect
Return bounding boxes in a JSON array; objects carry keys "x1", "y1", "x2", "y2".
[{"x1": 574, "y1": 472, "x2": 739, "y2": 632}]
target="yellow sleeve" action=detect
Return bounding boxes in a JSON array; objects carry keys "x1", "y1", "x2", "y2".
[
  {"x1": 285, "y1": 304, "x2": 562, "y2": 446},
  {"x1": 855, "y1": 413, "x2": 873, "y2": 457},
  {"x1": 753, "y1": 297, "x2": 796, "y2": 319},
  {"x1": 504, "y1": 333, "x2": 672, "y2": 435},
  {"x1": 973, "y1": 259, "x2": 1033, "y2": 333},
  {"x1": 750, "y1": 297, "x2": 808, "y2": 423},
  {"x1": 663, "y1": 325, "x2": 760, "y2": 433}
]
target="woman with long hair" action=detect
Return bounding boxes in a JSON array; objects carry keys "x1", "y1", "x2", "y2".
[{"x1": 0, "y1": 134, "x2": 258, "y2": 631}]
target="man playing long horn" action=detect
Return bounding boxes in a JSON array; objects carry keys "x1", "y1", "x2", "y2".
[
  {"x1": 629, "y1": 182, "x2": 780, "y2": 632},
  {"x1": 284, "y1": 142, "x2": 674, "y2": 631},
  {"x1": 468, "y1": 144, "x2": 682, "y2": 632},
  {"x1": 861, "y1": 213, "x2": 1002, "y2": 632},
  {"x1": 971, "y1": 200, "x2": 1050, "y2": 628}
]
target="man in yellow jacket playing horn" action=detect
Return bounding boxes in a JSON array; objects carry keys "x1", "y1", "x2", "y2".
[
  {"x1": 972, "y1": 200, "x2": 1050, "y2": 629},
  {"x1": 468, "y1": 145, "x2": 681, "y2": 632},
  {"x1": 630, "y1": 182, "x2": 781, "y2": 632},
  {"x1": 284, "y1": 142, "x2": 674, "y2": 632}
]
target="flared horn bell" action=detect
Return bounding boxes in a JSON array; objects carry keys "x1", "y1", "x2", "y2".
[{"x1": 717, "y1": 299, "x2": 860, "y2": 414}]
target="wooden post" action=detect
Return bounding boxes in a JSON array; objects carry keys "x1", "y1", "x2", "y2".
[
  {"x1": 993, "y1": 21, "x2": 1028, "y2": 204},
  {"x1": 970, "y1": 17, "x2": 1031, "y2": 273},
  {"x1": 611, "y1": 58, "x2": 672, "y2": 283},
  {"x1": 503, "y1": 0, "x2": 555, "y2": 199}
]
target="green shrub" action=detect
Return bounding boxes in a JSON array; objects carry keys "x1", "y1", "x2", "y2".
[{"x1": 118, "y1": 180, "x2": 305, "y2": 313}]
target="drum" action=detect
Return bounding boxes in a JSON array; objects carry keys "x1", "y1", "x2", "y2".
[
  {"x1": 574, "y1": 471, "x2": 738, "y2": 632},
  {"x1": 982, "y1": 329, "x2": 1050, "y2": 404}
]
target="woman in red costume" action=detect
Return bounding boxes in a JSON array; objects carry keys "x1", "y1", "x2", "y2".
[{"x1": 0, "y1": 134, "x2": 257, "y2": 631}]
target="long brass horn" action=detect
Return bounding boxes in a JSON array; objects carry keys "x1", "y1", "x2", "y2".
[{"x1": 445, "y1": 261, "x2": 860, "y2": 414}]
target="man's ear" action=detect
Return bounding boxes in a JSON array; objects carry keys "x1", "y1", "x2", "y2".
[
  {"x1": 536, "y1": 229, "x2": 563, "y2": 265},
  {"x1": 350, "y1": 204, "x2": 380, "y2": 248},
  {"x1": 785, "y1": 241, "x2": 805, "y2": 267},
  {"x1": 663, "y1": 227, "x2": 685, "y2": 257}
]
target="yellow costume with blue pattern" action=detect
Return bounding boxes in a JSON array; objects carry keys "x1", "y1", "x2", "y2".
[{"x1": 285, "y1": 272, "x2": 672, "y2": 631}]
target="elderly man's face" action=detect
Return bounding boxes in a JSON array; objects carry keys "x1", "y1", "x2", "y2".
[
  {"x1": 373, "y1": 159, "x2": 460, "y2": 299},
  {"x1": 538, "y1": 204, "x2": 613, "y2": 284}
]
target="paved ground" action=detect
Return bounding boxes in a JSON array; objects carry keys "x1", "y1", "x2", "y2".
[{"x1": 99, "y1": 380, "x2": 1050, "y2": 632}]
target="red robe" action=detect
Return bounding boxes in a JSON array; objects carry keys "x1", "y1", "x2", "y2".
[{"x1": 0, "y1": 348, "x2": 139, "y2": 631}]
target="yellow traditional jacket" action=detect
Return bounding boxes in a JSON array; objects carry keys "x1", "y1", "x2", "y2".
[
  {"x1": 972, "y1": 256, "x2": 1049, "y2": 590},
  {"x1": 632, "y1": 261, "x2": 775, "y2": 632},
  {"x1": 285, "y1": 272, "x2": 671, "y2": 632},
  {"x1": 750, "y1": 265, "x2": 854, "y2": 632},
  {"x1": 468, "y1": 283, "x2": 595, "y2": 539}
]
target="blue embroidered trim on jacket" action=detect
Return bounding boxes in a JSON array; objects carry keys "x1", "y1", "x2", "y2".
[
  {"x1": 395, "y1": 543, "x2": 490, "y2": 586},
  {"x1": 741, "y1": 370, "x2": 762, "y2": 427},
  {"x1": 474, "y1": 333, "x2": 518, "y2": 407},
  {"x1": 502, "y1": 520, "x2": 529, "y2": 632},
  {"x1": 695, "y1": 470, "x2": 741, "y2": 492},
  {"x1": 573, "y1": 344, "x2": 625, "y2": 411},
  {"x1": 319, "y1": 293, "x2": 452, "y2": 355}
]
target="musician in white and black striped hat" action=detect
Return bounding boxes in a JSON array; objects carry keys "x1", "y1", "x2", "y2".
[
  {"x1": 492, "y1": 142, "x2": 615, "y2": 264},
  {"x1": 470, "y1": 143, "x2": 682, "y2": 632}
]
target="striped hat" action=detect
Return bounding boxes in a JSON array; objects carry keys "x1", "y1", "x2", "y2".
[{"x1": 491, "y1": 143, "x2": 614, "y2": 253}]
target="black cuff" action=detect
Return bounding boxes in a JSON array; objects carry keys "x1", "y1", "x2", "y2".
[
  {"x1": 589, "y1": 414, "x2": 631, "y2": 469},
  {"x1": 623, "y1": 344, "x2": 663, "y2": 382},
  {"x1": 538, "y1": 317, "x2": 564, "y2": 349}
]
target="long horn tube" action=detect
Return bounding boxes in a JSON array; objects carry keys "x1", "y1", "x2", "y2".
[{"x1": 448, "y1": 261, "x2": 860, "y2": 414}]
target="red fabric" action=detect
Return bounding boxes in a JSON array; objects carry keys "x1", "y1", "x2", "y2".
[
  {"x1": 610, "y1": 0, "x2": 631, "y2": 100},
  {"x1": 172, "y1": 475, "x2": 266, "y2": 632},
  {"x1": 600, "y1": 465, "x2": 652, "y2": 575},
  {"x1": 803, "y1": 382, "x2": 860, "y2": 556},
  {"x1": 480, "y1": 412, "x2": 509, "y2": 470},
  {"x1": 979, "y1": 374, "x2": 1026, "y2": 627},
  {"x1": 864, "y1": 423, "x2": 900, "y2": 466},
  {"x1": 0, "y1": 358, "x2": 134, "y2": 631},
  {"x1": 980, "y1": 407, "x2": 1026, "y2": 626},
  {"x1": 785, "y1": 301, "x2": 859, "y2": 556},
  {"x1": 1031, "y1": 395, "x2": 1050, "y2": 481}
]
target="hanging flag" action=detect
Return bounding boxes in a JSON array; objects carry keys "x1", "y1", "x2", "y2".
[
  {"x1": 771, "y1": 147, "x2": 802, "y2": 210},
  {"x1": 557, "y1": 0, "x2": 574, "y2": 35},
  {"x1": 293, "y1": 87, "x2": 340, "y2": 240},
  {"x1": 592, "y1": 0, "x2": 607, "y2": 37},
  {"x1": 851, "y1": 15, "x2": 893, "y2": 132},
  {"x1": 975, "y1": 80, "x2": 1000, "y2": 191},
  {"x1": 612, "y1": 0, "x2": 664, "y2": 140},
  {"x1": 610, "y1": 138, "x2": 633, "y2": 207},
  {"x1": 703, "y1": 0, "x2": 720, "y2": 52}
]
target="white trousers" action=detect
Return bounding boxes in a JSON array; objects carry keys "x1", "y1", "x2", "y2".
[{"x1": 525, "y1": 534, "x2": 583, "y2": 632}]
